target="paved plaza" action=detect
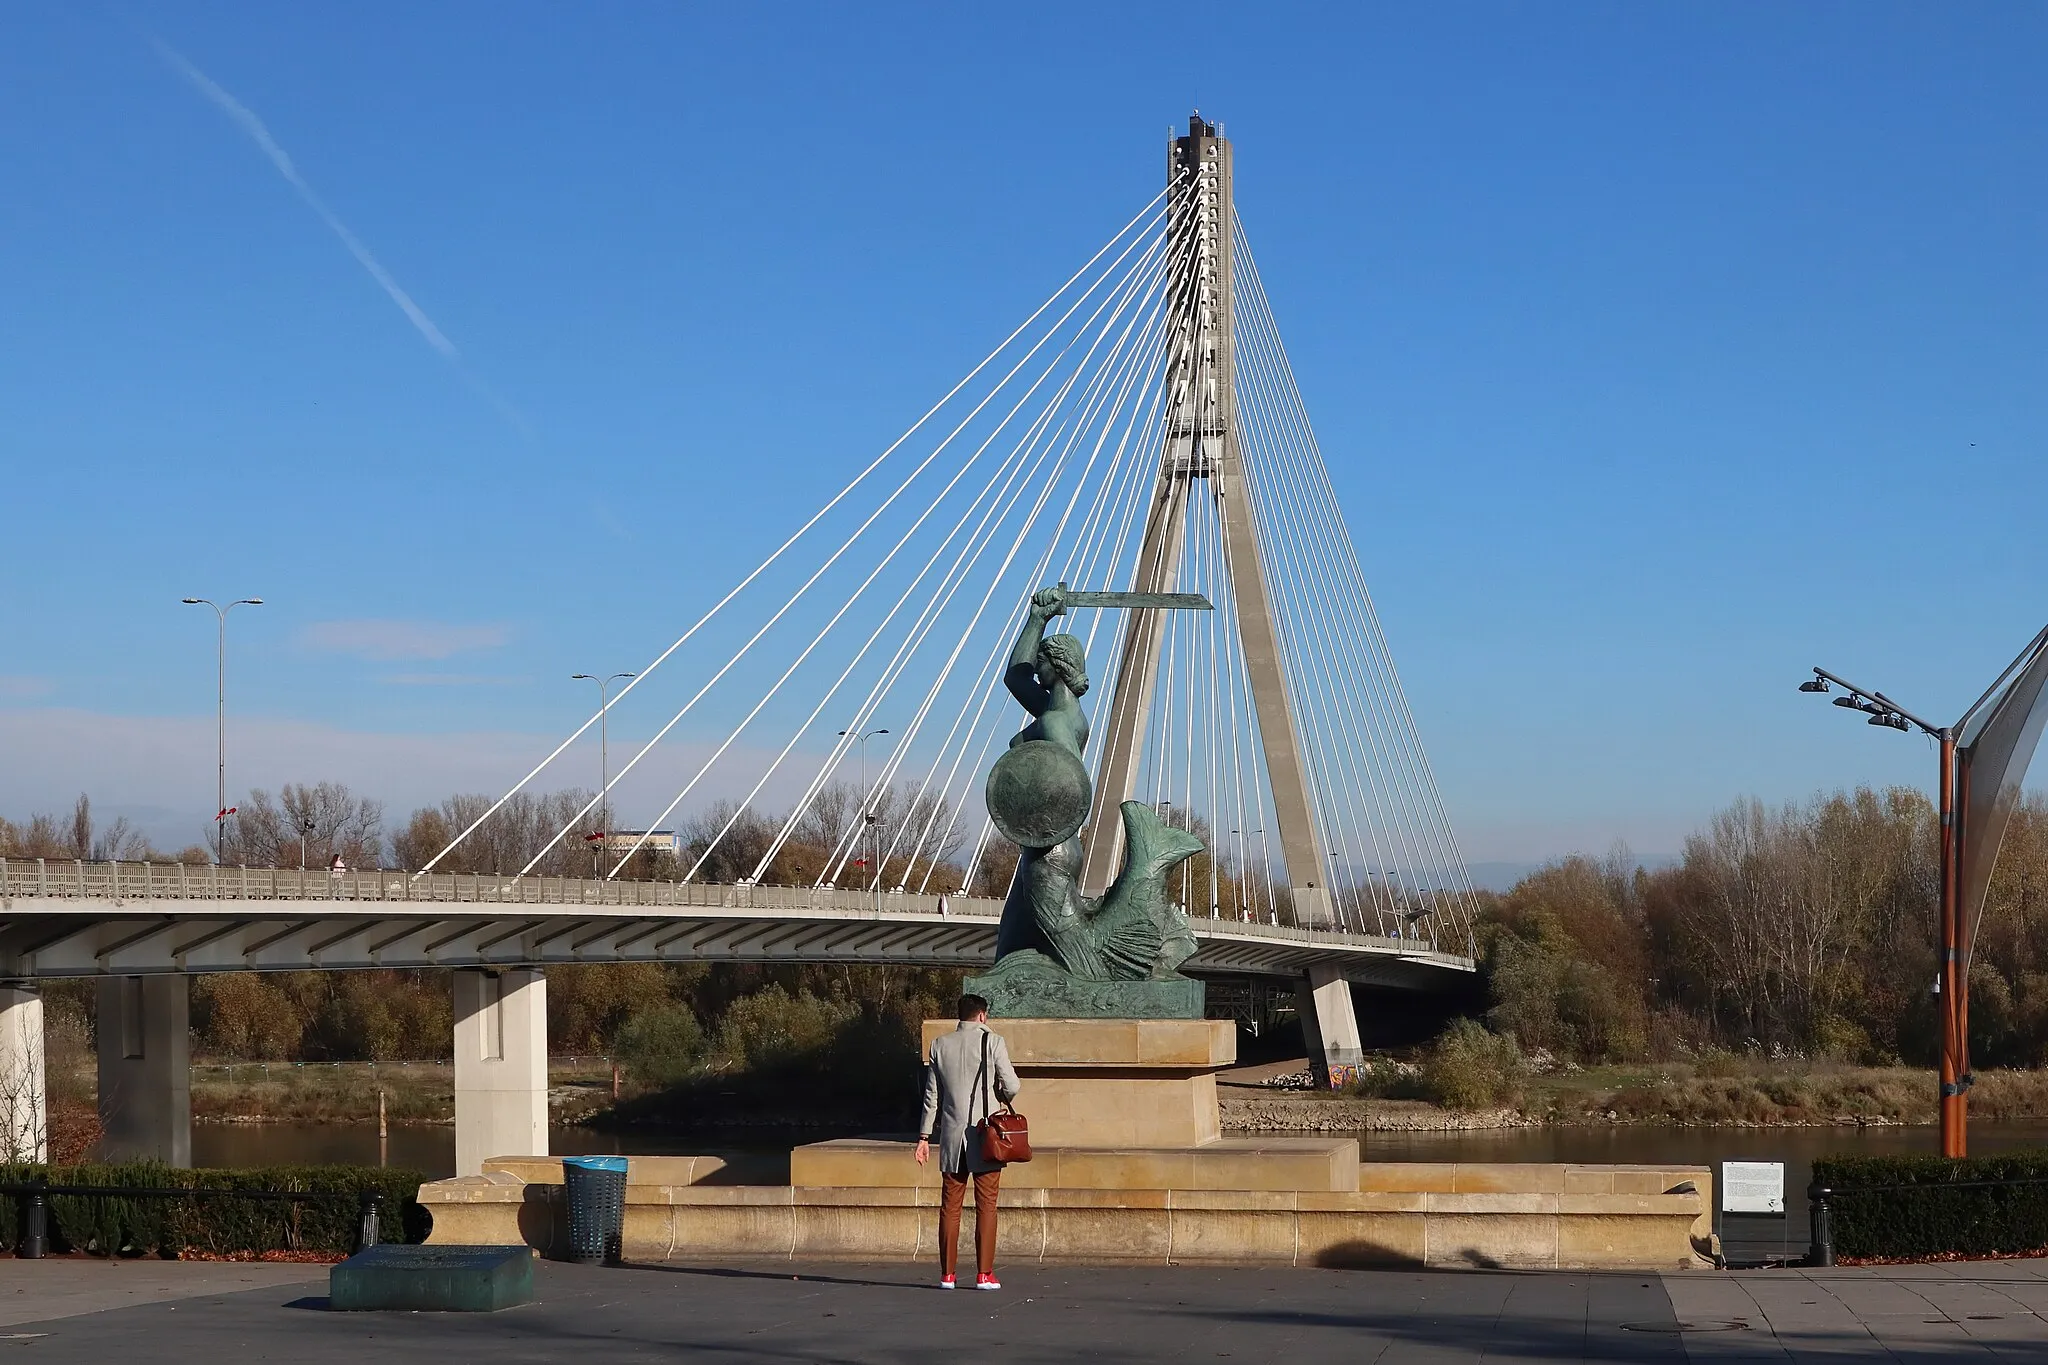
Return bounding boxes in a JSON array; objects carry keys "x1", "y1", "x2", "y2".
[{"x1": 0, "y1": 1257, "x2": 2045, "y2": 1362}]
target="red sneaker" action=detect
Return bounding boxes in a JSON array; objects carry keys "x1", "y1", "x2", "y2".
[
  {"x1": 975, "y1": 1273, "x2": 1001, "y2": 1290},
  {"x1": 938, "y1": 1274, "x2": 956, "y2": 1290}
]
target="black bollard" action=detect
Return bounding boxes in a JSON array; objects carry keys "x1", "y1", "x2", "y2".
[
  {"x1": 18, "y1": 1188, "x2": 48, "y2": 1260},
  {"x1": 355, "y1": 1191, "x2": 383, "y2": 1254},
  {"x1": 1806, "y1": 1181, "x2": 1835, "y2": 1267}
]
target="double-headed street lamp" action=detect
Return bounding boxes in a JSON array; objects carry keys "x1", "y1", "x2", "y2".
[
  {"x1": 573, "y1": 672, "x2": 636, "y2": 877},
  {"x1": 1800, "y1": 627, "x2": 2048, "y2": 1159},
  {"x1": 838, "y1": 727, "x2": 889, "y2": 912},
  {"x1": 182, "y1": 597, "x2": 262, "y2": 864}
]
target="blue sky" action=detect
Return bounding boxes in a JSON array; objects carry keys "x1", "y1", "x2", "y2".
[{"x1": 4, "y1": 3, "x2": 2046, "y2": 864}]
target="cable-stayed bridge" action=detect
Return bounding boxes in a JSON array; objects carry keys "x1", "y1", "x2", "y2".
[
  {"x1": 428, "y1": 115, "x2": 1481, "y2": 952},
  {"x1": 0, "y1": 117, "x2": 1480, "y2": 1171}
]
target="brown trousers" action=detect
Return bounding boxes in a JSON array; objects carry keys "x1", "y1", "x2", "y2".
[{"x1": 938, "y1": 1169, "x2": 1001, "y2": 1276}]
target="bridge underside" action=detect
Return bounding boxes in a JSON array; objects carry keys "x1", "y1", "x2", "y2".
[{"x1": 0, "y1": 899, "x2": 1471, "y2": 991}]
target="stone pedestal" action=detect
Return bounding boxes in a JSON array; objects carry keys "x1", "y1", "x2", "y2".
[
  {"x1": 97, "y1": 975, "x2": 190, "y2": 1166},
  {"x1": 922, "y1": 1017, "x2": 1233, "y2": 1148},
  {"x1": 0, "y1": 984, "x2": 47, "y2": 1163},
  {"x1": 453, "y1": 968, "x2": 548, "y2": 1177}
]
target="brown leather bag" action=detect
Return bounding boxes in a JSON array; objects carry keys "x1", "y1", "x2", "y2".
[{"x1": 973, "y1": 1032, "x2": 1032, "y2": 1164}]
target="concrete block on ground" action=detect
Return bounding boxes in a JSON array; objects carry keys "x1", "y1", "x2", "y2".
[{"x1": 329, "y1": 1244, "x2": 535, "y2": 1312}]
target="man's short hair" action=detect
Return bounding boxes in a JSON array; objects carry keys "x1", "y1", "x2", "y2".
[{"x1": 957, "y1": 993, "x2": 990, "y2": 1021}]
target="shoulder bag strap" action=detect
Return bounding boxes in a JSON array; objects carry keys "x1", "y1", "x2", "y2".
[{"x1": 972, "y1": 1029, "x2": 991, "y2": 1126}]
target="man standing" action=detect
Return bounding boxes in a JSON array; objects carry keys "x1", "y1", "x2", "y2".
[{"x1": 916, "y1": 994, "x2": 1020, "y2": 1290}]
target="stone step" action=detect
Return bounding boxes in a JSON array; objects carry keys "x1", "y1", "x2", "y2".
[{"x1": 790, "y1": 1137, "x2": 1360, "y2": 1193}]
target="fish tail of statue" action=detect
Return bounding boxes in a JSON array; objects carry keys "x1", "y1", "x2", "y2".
[
  {"x1": 1119, "y1": 799, "x2": 1204, "y2": 879},
  {"x1": 1090, "y1": 801, "x2": 1201, "y2": 981}
]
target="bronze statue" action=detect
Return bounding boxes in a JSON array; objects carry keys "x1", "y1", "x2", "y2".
[{"x1": 972, "y1": 585, "x2": 1202, "y2": 1015}]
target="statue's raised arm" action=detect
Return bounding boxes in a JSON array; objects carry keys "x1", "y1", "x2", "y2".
[
  {"x1": 1003, "y1": 586, "x2": 1090, "y2": 758},
  {"x1": 1004, "y1": 586, "x2": 1067, "y2": 715}
]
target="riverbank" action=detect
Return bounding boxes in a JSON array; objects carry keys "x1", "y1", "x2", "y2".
[
  {"x1": 48, "y1": 1056, "x2": 2048, "y2": 1136},
  {"x1": 1222, "y1": 1059, "x2": 2048, "y2": 1132}
]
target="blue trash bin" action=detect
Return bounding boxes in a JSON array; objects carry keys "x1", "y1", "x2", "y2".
[{"x1": 562, "y1": 1156, "x2": 629, "y2": 1265}]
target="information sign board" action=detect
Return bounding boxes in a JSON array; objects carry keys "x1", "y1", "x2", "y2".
[{"x1": 1721, "y1": 1160, "x2": 1786, "y2": 1215}]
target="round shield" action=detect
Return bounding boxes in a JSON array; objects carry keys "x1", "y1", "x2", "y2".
[{"x1": 985, "y1": 740, "x2": 1092, "y2": 849}]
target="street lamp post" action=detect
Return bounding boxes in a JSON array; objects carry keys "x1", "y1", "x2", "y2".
[
  {"x1": 838, "y1": 727, "x2": 889, "y2": 913},
  {"x1": 572, "y1": 672, "x2": 636, "y2": 877},
  {"x1": 1799, "y1": 666, "x2": 1962, "y2": 1155},
  {"x1": 182, "y1": 597, "x2": 262, "y2": 864}
]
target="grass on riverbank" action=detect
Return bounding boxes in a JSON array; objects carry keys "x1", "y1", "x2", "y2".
[{"x1": 42, "y1": 1058, "x2": 620, "y2": 1127}]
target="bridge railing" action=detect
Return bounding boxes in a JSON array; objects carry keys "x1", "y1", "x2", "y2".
[
  {"x1": 0, "y1": 857, "x2": 1008, "y2": 917},
  {"x1": 0, "y1": 858, "x2": 1467, "y2": 962}
]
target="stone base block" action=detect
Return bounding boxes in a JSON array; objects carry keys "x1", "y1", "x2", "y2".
[
  {"x1": 413, "y1": 1156, "x2": 1717, "y2": 1272},
  {"x1": 921, "y1": 1018, "x2": 1234, "y2": 1148},
  {"x1": 791, "y1": 1138, "x2": 1359, "y2": 1193},
  {"x1": 1358, "y1": 1163, "x2": 1716, "y2": 1249},
  {"x1": 329, "y1": 1244, "x2": 535, "y2": 1312}
]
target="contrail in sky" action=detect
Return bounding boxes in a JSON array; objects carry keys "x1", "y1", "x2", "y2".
[{"x1": 151, "y1": 39, "x2": 460, "y2": 359}]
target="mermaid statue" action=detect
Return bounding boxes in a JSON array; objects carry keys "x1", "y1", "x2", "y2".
[{"x1": 969, "y1": 585, "x2": 1205, "y2": 1017}]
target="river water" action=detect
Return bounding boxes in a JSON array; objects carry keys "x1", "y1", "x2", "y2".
[{"x1": 195, "y1": 1117, "x2": 2048, "y2": 1188}]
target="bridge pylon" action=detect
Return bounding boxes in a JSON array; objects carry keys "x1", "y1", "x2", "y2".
[{"x1": 1079, "y1": 115, "x2": 1334, "y2": 930}]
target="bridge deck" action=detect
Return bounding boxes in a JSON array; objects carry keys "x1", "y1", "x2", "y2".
[{"x1": 0, "y1": 859, "x2": 1474, "y2": 988}]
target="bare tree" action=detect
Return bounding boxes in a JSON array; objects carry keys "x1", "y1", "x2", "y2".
[
  {"x1": 234, "y1": 783, "x2": 385, "y2": 869},
  {"x1": 0, "y1": 994, "x2": 46, "y2": 1163},
  {"x1": 394, "y1": 790, "x2": 602, "y2": 877}
]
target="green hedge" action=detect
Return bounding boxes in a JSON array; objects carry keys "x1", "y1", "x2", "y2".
[
  {"x1": 1813, "y1": 1149, "x2": 2048, "y2": 1260},
  {"x1": 0, "y1": 1164, "x2": 428, "y2": 1258}
]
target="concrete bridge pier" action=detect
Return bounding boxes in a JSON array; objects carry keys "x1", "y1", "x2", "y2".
[
  {"x1": 453, "y1": 968, "x2": 548, "y2": 1177},
  {"x1": 1, "y1": 983, "x2": 48, "y2": 1162},
  {"x1": 1295, "y1": 963, "x2": 1365, "y2": 1089},
  {"x1": 97, "y1": 975, "x2": 191, "y2": 1165}
]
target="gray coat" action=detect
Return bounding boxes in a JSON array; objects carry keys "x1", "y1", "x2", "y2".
[{"x1": 919, "y1": 1021, "x2": 1021, "y2": 1175}]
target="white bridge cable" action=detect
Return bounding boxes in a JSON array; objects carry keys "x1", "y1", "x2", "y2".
[
  {"x1": 1235, "y1": 238, "x2": 1471, "y2": 930},
  {"x1": 415, "y1": 188, "x2": 1172, "y2": 878},
  {"x1": 884, "y1": 274, "x2": 1187, "y2": 892},
  {"x1": 813, "y1": 231, "x2": 1189, "y2": 889},
  {"x1": 804, "y1": 219, "x2": 1191, "y2": 889},
  {"x1": 1216, "y1": 246, "x2": 1377, "y2": 927},
  {"x1": 931, "y1": 307, "x2": 1180, "y2": 897},
  {"x1": 1216, "y1": 482, "x2": 1281, "y2": 921},
  {"x1": 524, "y1": 201, "x2": 1180, "y2": 877},
  {"x1": 921, "y1": 229, "x2": 1202, "y2": 894},
  {"x1": 1231, "y1": 277, "x2": 1406, "y2": 932},
  {"x1": 1238, "y1": 286, "x2": 1419, "y2": 933},
  {"x1": 1233, "y1": 222, "x2": 1477, "y2": 947},
  {"x1": 645, "y1": 213, "x2": 1186, "y2": 884},
  {"x1": 884, "y1": 251, "x2": 1191, "y2": 884},
  {"x1": 1247, "y1": 282, "x2": 1482, "y2": 941},
  {"x1": 1235, "y1": 236, "x2": 1480, "y2": 947},
  {"x1": 1230, "y1": 217, "x2": 1441, "y2": 925},
  {"x1": 711, "y1": 190, "x2": 1197, "y2": 889}
]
